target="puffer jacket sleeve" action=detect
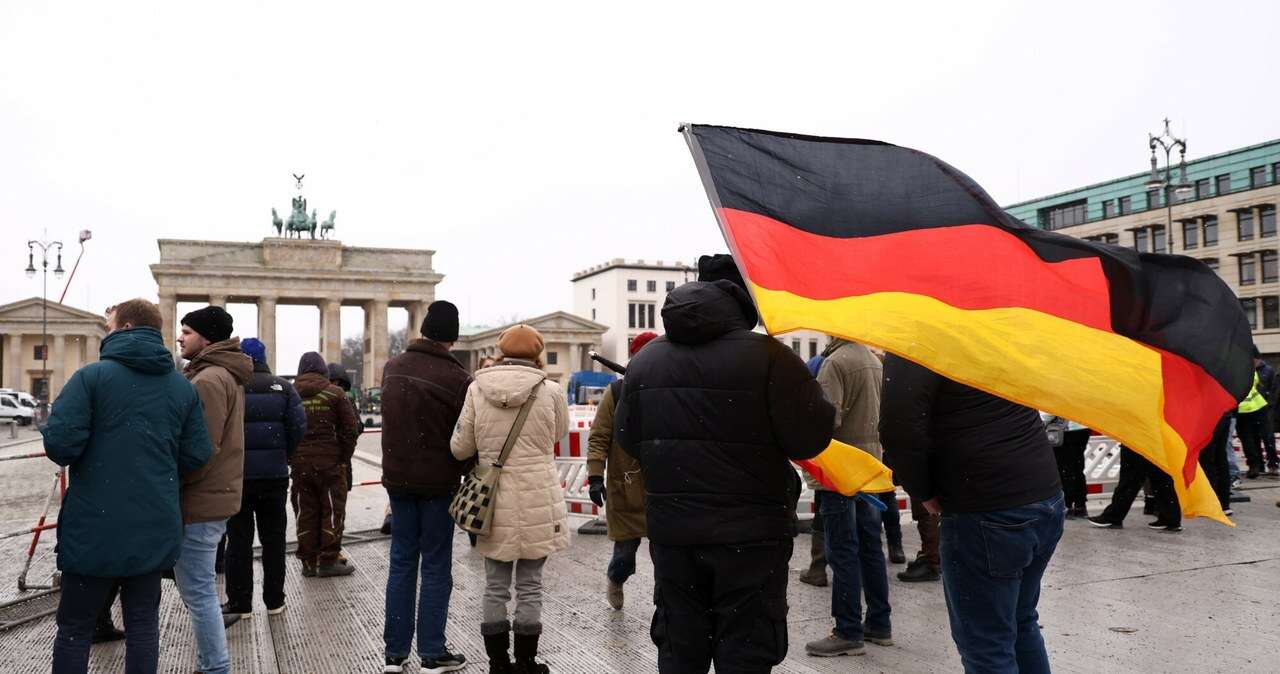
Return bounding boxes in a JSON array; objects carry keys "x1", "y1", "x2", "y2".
[
  {"x1": 178, "y1": 388, "x2": 214, "y2": 474},
  {"x1": 765, "y1": 338, "x2": 836, "y2": 460},
  {"x1": 586, "y1": 385, "x2": 615, "y2": 477},
  {"x1": 42, "y1": 369, "x2": 93, "y2": 467},
  {"x1": 284, "y1": 385, "x2": 306, "y2": 456},
  {"x1": 450, "y1": 384, "x2": 479, "y2": 461}
]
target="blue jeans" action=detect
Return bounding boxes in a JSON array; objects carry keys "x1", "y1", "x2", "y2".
[
  {"x1": 877, "y1": 492, "x2": 903, "y2": 547},
  {"x1": 939, "y1": 493, "x2": 1065, "y2": 674},
  {"x1": 174, "y1": 520, "x2": 229, "y2": 674},
  {"x1": 818, "y1": 491, "x2": 891, "y2": 641},
  {"x1": 385, "y1": 494, "x2": 454, "y2": 660},
  {"x1": 1226, "y1": 417, "x2": 1241, "y2": 481},
  {"x1": 607, "y1": 538, "x2": 642, "y2": 585}
]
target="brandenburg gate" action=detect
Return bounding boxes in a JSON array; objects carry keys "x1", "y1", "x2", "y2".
[{"x1": 149, "y1": 237, "x2": 442, "y2": 389}]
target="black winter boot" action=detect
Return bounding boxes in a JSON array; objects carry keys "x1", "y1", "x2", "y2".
[
  {"x1": 513, "y1": 632, "x2": 549, "y2": 674},
  {"x1": 483, "y1": 622, "x2": 513, "y2": 673}
]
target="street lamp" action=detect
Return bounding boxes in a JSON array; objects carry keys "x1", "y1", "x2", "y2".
[
  {"x1": 26, "y1": 237, "x2": 65, "y2": 410},
  {"x1": 1146, "y1": 119, "x2": 1191, "y2": 250}
]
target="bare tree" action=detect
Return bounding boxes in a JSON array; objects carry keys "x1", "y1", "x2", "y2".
[
  {"x1": 341, "y1": 335, "x2": 363, "y2": 387},
  {"x1": 389, "y1": 326, "x2": 409, "y2": 359}
]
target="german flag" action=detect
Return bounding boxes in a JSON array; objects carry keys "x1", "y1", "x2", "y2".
[{"x1": 681, "y1": 124, "x2": 1254, "y2": 524}]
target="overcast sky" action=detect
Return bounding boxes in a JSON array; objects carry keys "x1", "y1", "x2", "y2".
[{"x1": 3, "y1": 1, "x2": 1278, "y2": 374}]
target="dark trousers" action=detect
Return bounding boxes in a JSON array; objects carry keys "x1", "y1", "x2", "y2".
[
  {"x1": 1100, "y1": 446, "x2": 1180, "y2": 525},
  {"x1": 940, "y1": 493, "x2": 1064, "y2": 674},
  {"x1": 909, "y1": 497, "x2": 940, "y2": 567},
  {"x1": 819, "y1": 492, "x2": 890, "y2": 641},
  {"x1": 290, "y1": 465, "x2": 348, "y2": 565},
  {"x1": 1199, "y1": 416, "x2": 1233, "y2": 510},
  {"x1": 650, "y1": 539, "x2": 792, "y2": 674},
  {"x1": 1054, "y1": 429, "x2": 1090, "y2": 509},
  {"x1": 225, "y1": 479, "x2": 289, "y2": 610},
  {"x1": 53, "y1": 571, "x2": 162, "y2": 674},
  {"x1": 877, "y1": 491, "x2": 902, "y2": 548},
  {"x1": 607, "y1": 538, "x2": 642, "y2": 585},
  {"x1": 1236, "y1": 408, "x2": 1278, "y2": 472}
]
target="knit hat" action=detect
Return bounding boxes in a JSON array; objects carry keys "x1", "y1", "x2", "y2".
[
  {"x1": 422, "y1": 300, "x2": 460, "y2": 342},
  {"x1": 326, "y1": 362, "x2": 352, "y2": 391},
  {"x1": 497, "y1": 324, "x2": 544, "y2": 360},
  {"x1": 630, "y1": 331, "x2": 659, "y2": 356},
  {"x1": 297, "y1": 351, "x2": 328, "y2": 376},
  {"x1": 697, "y1": 254, "x2": 747, "y2": 291},
  {"x1": 241, "y1": 337, "x2": 267, "y2": 364},
  {"x1": 181, "y1": 306, "x2": 233, "y2": 343}
]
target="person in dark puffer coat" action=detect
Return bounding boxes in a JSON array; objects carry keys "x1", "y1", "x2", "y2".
[{"x1": 222, "y1": 338, "x2": 306, "y2": 618}]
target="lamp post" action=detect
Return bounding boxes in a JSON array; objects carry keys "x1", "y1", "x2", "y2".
[
  {"x1": 25, "y1": 238, "x2": 65, "y2": 409},
  {"x1": 1144, "y1": 118, "x2": 1192, "y2": 252}
]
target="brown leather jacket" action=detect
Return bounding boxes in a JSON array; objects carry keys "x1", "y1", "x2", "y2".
[
  {"x1": 182, "y1": 338, "x2": 253, "y2": 523},
  {"x1": 291, "y1": 372, "x2": 359, "y2": 471}
]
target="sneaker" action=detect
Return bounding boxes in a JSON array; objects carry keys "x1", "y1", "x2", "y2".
[
  {"x1": 799, "y1": 566, "x2": 828, "y2": 587},
  {"x1": 1223, "y1": 508, "x2": 1234, "y2": 516},
  {"x1": 266, "y1": 603, "x2": 287, "y2": 616},
  {"x1": 1087, "y1": 515, "x2": 1122, "y2": 529},
  {"x1": 380, "y1": 513, "x2": 392, "y2": 535},
  {"x1": 607, "y1": 580, "x2": 624, "y2": 610},
  {"x1": 383, "y1": 656, "x2": 408, "y2": 673},
  {"x1": 221, "y1": 602, "x2": 252, "y2": 620},
  {"x1": 1246, "y1": 469, "x2": 1260, "y2": 479},
  {"x1": 223, "y1": 613, "x2": 242, "y2": 629},
  {"x1": 864, "y1": 630, "x2": 894, "y2": 646},
  {"x1": 887, "y1": 542, "x2": 906, "y2": 565},
  {"x1": 805, "y1": 631, "x2": 865, "y2": 657},
  {"x1": 317, "y1": 558, "x2": 356, "y2": 577},
  {"x1": 896, "y1": 561, "x2": 940, "y2": 582},
  {"x1": 1068, "y1": 505, "x2": 1089, "y2": 519},
  {"x1": 1231, "y1": 477, "x2": 1243, "y2": 489},
  {"x1": 1147, "y1": 520, "x2": 1182, "y2": 532},
  {"x1": 421, "y1": 650, "x2": 466, "y2": 673}
]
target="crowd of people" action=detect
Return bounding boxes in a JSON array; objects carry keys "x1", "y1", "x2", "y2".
[{"x1": 36, "y1": 253, "x2": 1271, "y2": 674}]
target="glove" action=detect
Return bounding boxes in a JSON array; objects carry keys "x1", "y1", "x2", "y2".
[{"x1": 588, "y1": 475, "x2": 607, "y2": 507}]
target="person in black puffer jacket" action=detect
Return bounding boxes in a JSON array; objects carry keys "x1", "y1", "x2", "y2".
[
  {"x1": 615, "y1": 254, "x2": 835, "y2": 674},
  {"x1": 222, "y1": 338, "x2": 306, "y2": 618}
]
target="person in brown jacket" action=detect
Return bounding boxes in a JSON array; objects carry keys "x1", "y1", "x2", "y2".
[
  {"x1": 176, "y1": 305, "x2": 253, "y2": 674},
  {"x1": 290, "y1": 351, "x2": 360, "y2": 578},
  {"x1": 586, "y1": 330, "x2": 657, "y2": 611}
]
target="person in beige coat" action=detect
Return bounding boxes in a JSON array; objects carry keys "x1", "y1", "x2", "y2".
[{"x1": 451, "y1": 324, "x2": 568, "y2": 674}]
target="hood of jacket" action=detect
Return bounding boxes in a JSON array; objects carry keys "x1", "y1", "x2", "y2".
[
  {"x1": 185, "y1": 338, "x2": 253, "y2": 386},
  {"x1": 474, "y1": 362, "x2": 546, "y2": 409},
  {"x1": 293, "y1": 371, "x2": 331, "y2": 397},
  {"x1": 99, "y1": 327, "x2": 176, "y2": 375},
  {"x1": 661, "y1": 280, "x2": 759, "y2": 346}
]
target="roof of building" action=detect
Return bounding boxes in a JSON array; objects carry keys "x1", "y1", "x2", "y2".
[{"x1": 571, "y1": 258, "x2": 696, "y2": 282}]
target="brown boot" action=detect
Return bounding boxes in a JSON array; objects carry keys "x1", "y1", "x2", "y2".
[{"x1": 799, "y1": 531, "x2": 828, "y2": 587}]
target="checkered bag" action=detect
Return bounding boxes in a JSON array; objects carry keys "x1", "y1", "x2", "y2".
[{"x1": 449, "y1": 381, "x2": 542, "y2": 536}]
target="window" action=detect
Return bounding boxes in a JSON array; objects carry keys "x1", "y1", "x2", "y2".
[
  {"x1": 1242, "y1": 298, "x2": 1258, "y2": 330},
  {"x1": 646, "y1": 280, "x2": 657, "y2": 293},
  {"x1": 629, "y1": 302, "x2": 656, "y2": 329},
  {"x1": 791, "y1": 339, "x2": 801, "y2": 354},
  {"x1": 1240, "y1": 254, "x2": 1257, "y2": 285},
  {"x1": 628, "y1": 303, "x2": 635, "y2": 328},
  {"x1": 1037, "y1": 200, "x2": 1087, "y2": 230},
  {"x1": 1202, "y1": 257, "x2": 1219, "y2": 271},
  {"x1": 1266, "y1": 297, "x2": 1280, "y2": 329},
  {"x1": 627, "y1": 279, "x2": 637, "y2": 292},
  {"x1": 1204, "y1": 216, "x2": 1219, "y2": 246},
  {"x1": 1262, "y1": 206, "x2": 1276, "y2": 238},
  {"x1": 1239, "y1": 210, "x2": 1255, "y2": 241},
  {"x1": 591, "y1": 288, "x2": 596, "y2": 300},
  {"x1": 1182, "y1": 221, "x2": 1198, "y2": 249},
  {"x1": 547, "y1": 351, "x2": 558, "y2": 365},
  {"x1": 1152, "y1": 226, "x2": 1167, "y2": 253},
  {"x1": 1133, "y1": 228, "x2": 1149, "y2": 253},
  {"x1": 1216, "y1": 173, "x2": 1232, "y2": 195},
  {"x1": 1118, "y1": 196, "x2": 1131, "y2": 215},
  {"x1": 809, "y1": 340, "x2": 819, "y2": 359},
  {"x1": 591, "y1": 308, "x2": 596, "y2": 321},
  {"x1": 1195, "y1": 178, "x2": 1211, "y2": 200},
  {"x1": 1252, "y1": 166, "x2": 1267, "y2": 188},
  {"x1": 1101, "y1": 200, "x2": 1114, "y2": 218},
  {"x1": 1146, "y1": 189, "x2": 1160, "y2": 210},
  {"x1": 1264, "y1": 251, "x2": 1279, "y2": 284},
  {"x1": 666, "y1": 281, "x2": 676, "y2": 292},
  {"x1": 32, "y1": 344, "x2": 46, "y2": 360},
  {"x1": 1274, "y1": 163, "x2": 1280, "y2": 185}
]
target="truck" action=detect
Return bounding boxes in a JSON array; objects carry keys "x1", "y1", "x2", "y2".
[{"x1": 565, "y1": 370, "x2": 617, "y2": 406}]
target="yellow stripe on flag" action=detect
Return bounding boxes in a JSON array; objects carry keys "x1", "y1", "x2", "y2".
[{"x1": 799, "y1": 440, "x2": 895, "y2": 496}]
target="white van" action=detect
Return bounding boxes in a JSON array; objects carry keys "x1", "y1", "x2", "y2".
[
  {"x1": 0, "y1": 394, "x2": 34, "y2": 426},
  {"x1": 0, "y1": 389, "x2": 37, "y2": 409}
]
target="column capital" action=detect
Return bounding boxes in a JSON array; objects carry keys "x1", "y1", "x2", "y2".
[{"x1": 207, "y1": 295, "x2": 227, "y2": 308}]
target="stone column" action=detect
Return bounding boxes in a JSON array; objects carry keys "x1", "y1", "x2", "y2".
[
  {"x1": 158, "y1": 293, "x2": 178, "y2": 363},
  {"x1": 362, "y1": 299, "x2": 389, "y2": 391},
  {"x1": 207, "y1": 295, "x2": 227, "y2": 308},
  {"x1": 85, "y1": 335, "x2": 101, "y2": 364},
  {"x1": 320, "y1": 299, "x2": 342, "y2": 365},
  {"x1": 569, "y1": 343, "x2": 582, "y2": 372},
  {"x1": 407, "y1": 300, "x2": 430, "y2": 340},
  {"x1": 7, "y1": 334, "x2": 23, "y2": 390},
  {"x1": 51, "y1": 334, "x2": 66, "y2": 400},
  {"x1": 257, "y1": 296, "x2": 277, "y2": 371}
]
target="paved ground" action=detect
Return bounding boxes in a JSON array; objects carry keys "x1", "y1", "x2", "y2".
[{"x1": 2, "y1": 429, "x2": 1279, "y2": 672}]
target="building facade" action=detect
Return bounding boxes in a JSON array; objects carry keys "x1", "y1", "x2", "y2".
[
  {"x1": 1005, "y1": 138, "x2": 1280, "y2": 354},
  {"x1": 453, "y1": 311, "x2": 608, "y2": 383},
  {"x1": 0, "y1": 298, "x2": 107, "y2": 402}
]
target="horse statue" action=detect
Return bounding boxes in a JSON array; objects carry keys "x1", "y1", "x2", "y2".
[
  {"x1": 320, "y1": 210, "x2": 337, "y2": 239},
  {"x1": 271, "y1": 208, "x2": 283, "y2": 236},
  {"x1": 308, "y1": 209, "x2": 318, "y2": 239},
  {"x1": 285, "y1": 195, "x2": 314, "y2": 239}
]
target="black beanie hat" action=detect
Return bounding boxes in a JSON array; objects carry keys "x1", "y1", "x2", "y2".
[
  {"x1": 697, "y1": 254, "x2": 747, "y2": 291},
  {"x1": 181, "y1": 306, "x2": 233, "y2": 343},
  {"x1": 422, "y1": 300, "x2": 460, "y2": 342}
]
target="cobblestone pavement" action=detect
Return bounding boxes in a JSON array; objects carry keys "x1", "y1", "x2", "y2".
[{"x1": 2, "y1": 431, "x2": 1279, "y2": 672}]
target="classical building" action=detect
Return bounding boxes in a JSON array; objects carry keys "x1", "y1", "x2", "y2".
[
  {"x1": 150, "y1": 237, "x2": 442, "y2": 389},
  {"x1": 0, "y1": 298, "x2": 107, "y2": 401},
  {"x1": 454, "y1": 311, "x2": 608, "y2": 383},
  {"x1": 1004, "y1": 137, "x2": 1280, "y2": 354}
]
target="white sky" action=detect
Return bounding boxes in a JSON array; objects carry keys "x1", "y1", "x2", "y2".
[{"x1": 4, "y1": 1, "x2": 1279, "y2": 373}]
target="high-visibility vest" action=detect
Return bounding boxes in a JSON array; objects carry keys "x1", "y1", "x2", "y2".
[{"x1": 1239, "y1": 372, "x2": 1269, "y2": 413}]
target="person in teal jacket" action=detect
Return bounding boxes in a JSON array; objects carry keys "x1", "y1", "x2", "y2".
[{"x1": 43, "y1": 298, "x2": 213, "y2": 674}]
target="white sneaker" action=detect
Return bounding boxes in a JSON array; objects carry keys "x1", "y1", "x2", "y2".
[{"x1": 267, "y1": 603, "x2": 286, "y2": 616}]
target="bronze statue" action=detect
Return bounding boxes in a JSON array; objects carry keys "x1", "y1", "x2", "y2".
[
  {"x1": 271, "y1": 208, "x2": 283, "y2": 236},
  {"x1": 320, "y1": 210, "x2": 337, "y2": 239}
]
